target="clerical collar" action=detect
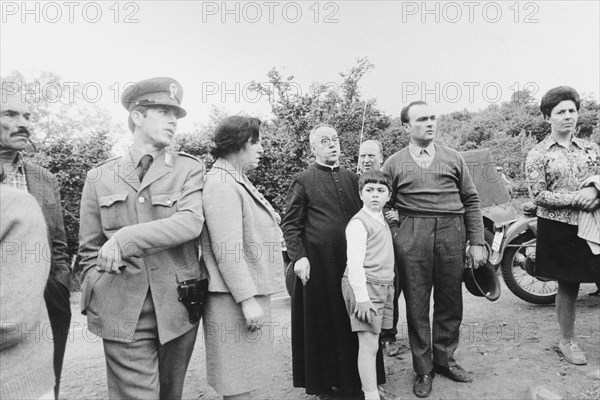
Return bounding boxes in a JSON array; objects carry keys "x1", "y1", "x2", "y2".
[{"x1": 315, "y1": 161, "x2": 339, "y2": 171}]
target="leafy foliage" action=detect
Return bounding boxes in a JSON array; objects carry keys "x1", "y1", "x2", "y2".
[{"x1": 3, "y1": 65, "x2": 599, "y2": 284}]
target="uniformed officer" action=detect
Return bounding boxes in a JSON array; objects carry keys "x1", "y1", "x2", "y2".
[{"x1": 78, "y1": 77, "x2": 206, "y2": 399}]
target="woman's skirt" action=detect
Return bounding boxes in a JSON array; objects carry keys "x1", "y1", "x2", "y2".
[
  {"x1": 535, "y1": 217, "x2": 600, "y2": 282},
  {"x1": 203, "y1": 293, "x2": 273, "y2": 396}
]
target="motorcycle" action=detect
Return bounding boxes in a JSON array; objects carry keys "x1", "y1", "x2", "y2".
[
  {"x1": 487, "y1": 201, "x2": 558, "y2": 304},
  {"x1": 462, "y1": 149, "x2": 558, "y2": 305}
]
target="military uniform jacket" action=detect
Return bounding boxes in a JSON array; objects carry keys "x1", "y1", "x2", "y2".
[{"x1": 78, "y1": 150, "x2": 206, "y2": 344}]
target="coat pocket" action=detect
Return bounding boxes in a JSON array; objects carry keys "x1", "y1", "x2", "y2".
[
  {"x1": 99, "y1": 193, "x2": 128, "y2": 230},
  {"x1": 80, "y1": 269, "x2": 105, "y2": 315},
  {"x1": 152, "y1": 192, "x2": 180, "y2": 219}
]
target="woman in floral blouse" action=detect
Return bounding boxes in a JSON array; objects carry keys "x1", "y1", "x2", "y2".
[{"x1": 526, "y1": 86, "x2": 600, "y2": 366}]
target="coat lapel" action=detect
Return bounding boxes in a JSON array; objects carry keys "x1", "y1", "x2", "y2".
[
  {"x1": 215, "y1": 159, "x2": 280, "y2": 223},
  {"x1": 24, "y1": 162, "x2": 45, "y2": 204},
  {"x1": 116, "y1": 153, "x2": 140, "y2": 191}
]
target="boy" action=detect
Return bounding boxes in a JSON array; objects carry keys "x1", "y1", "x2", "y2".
[{"x1": 342, "y1": 170, "x2": 399, "y2": 400}]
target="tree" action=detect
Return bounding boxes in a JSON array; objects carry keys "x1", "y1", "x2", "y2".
[{"x1": 245, "y1": 57, "x2": 393, "y2": 212}]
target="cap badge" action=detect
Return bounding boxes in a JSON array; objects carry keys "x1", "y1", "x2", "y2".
[{"x1": 169, "y1": 83, "x2": 178, "y2": 100}]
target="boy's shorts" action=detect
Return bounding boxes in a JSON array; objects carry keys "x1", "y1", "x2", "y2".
[{"x1": 341, "y1": 276, "x2": 394, "y2": 334}]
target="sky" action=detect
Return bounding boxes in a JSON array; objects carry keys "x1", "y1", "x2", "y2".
[{"x1": 1, "y1": 0, "x2": 599, "y2": 133}]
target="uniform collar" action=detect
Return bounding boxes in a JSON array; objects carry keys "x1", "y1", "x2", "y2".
[{"x1": 129, "y1": 148, "x2": 166, "y2": 166}]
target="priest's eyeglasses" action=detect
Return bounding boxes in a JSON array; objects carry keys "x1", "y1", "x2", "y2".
[{"x1": 320, "y1": 136, "x2": 340, "y2": 146}]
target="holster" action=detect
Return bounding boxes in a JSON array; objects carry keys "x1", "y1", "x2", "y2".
[{"x1": 177, "y1": 278, "x2": 209, "y2": 324}]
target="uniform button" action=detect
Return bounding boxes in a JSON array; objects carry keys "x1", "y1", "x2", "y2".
[
  {"x1": 138, "y1": 197, "x2": 145, "y2": 204},
  {"x1": 339, "y1": 188, "x2": 342, "y2": 192},
  {"x1": 166, "y1": 199, "x2": 172, "y2": 205}
]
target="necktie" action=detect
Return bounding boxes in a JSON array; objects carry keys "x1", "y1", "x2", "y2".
[{"x1": 138, "y1": 154, "x2": 153, "y2": 182}]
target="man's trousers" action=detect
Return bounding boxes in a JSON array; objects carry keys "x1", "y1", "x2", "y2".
[
  {"x1": 102, "y1": 292, "x2": 198, "y2": 400},
  {"x1": 394, "y1": 215, "x2": 466, "y2": 375}
]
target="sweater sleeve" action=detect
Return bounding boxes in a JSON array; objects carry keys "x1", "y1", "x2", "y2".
[
  {"x1": 457, "y1": 153, "x2": 485, "y2": 244},
  {"x1": 381, "y1": 157, "x2": 399, "y2": 229}
]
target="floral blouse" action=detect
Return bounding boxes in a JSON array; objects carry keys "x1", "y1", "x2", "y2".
[{"x1": 526, "y1": 135, "x2": 600, "y2": 225}]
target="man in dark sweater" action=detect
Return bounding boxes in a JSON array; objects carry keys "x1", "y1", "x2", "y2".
[{"x1": 382, "y1": 101, "x2": 487, "y2": 398}]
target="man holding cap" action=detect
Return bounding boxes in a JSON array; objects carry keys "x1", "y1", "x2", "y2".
[{"x1": 78, "y1": 77, "x2": 206, "y2": 399}]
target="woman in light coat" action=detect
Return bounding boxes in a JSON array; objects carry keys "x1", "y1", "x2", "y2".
[{"x1": 201, "y1": 116, "x2": 283, "y2": 399}]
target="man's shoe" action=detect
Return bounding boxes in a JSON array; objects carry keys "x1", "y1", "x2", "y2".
[
  {"x1": 558, "y1": 341, "x2": 587, "y2": 365},
  {"x1": 377, "y1": 386, "x2": 401, "y2": 400},
  {"x1": 413, "y1": 374, "x2": 433, "y2": 398},
  {"x1": 433, "y1": 364, "x2": 473, "y2": 382}
]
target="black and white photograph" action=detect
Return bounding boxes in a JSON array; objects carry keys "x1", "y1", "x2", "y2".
[{"x1": 1, "y1": 1, "x2": 599, "y2": 399}]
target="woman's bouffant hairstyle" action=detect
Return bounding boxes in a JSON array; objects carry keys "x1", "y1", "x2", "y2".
[
  {"x1": 210, "y1": 116, "x2": 261, "y2": 158},
  {"x1": 540, "y1": 86, "x2": 581, "y2": 118}
]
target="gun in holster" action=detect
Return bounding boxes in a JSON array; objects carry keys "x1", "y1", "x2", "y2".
[{"x1": 177, "y1": 278, "x2": 209, "y2": 324}]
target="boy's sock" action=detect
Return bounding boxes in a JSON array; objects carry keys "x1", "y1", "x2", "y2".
[{"x1": 363, "y1": 389, "x2": 380, "y2": 400}]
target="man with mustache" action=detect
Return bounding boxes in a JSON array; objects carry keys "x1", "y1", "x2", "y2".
[
  {"x1": 0, "y1": 88, "x2": 72, "y2": 399},
  {"x1": 78, "y1": 77, "x2": 206, "y2": 399},
  {"x1": 283, "y1": 124, "x2": 389, "y2": 399},
  {"x1": 382, "y1": 101, "x2": 487, "y2": 398}
]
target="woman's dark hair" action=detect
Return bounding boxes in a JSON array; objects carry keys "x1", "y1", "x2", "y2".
[
  {"x1": 540, "y1": 86, "x2": 581, "y2": 118},
  {"x1": 359, "y1": 170, "x2": 392, "y2": 192},
  {"x1": 210, "y1": 116, "x2": 261, "y2": 158}
]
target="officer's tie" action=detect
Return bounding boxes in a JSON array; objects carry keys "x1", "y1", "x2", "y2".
[{"x1": 138, "y1": 154, "x2": 153, "y2": 182}]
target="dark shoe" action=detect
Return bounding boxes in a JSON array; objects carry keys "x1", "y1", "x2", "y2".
[
  {"x1": 378, "y1": 386, "x2": 401, "y2": 400},
  {"x1": 413, "y1": 374, "x2": 433, "y2": 398},
  {"x1": 433, "y1": 364, "x2": 473, "y2": 382}
]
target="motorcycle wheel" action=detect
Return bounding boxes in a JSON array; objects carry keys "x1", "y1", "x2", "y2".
[{"x1": 500, "y1": 232, "x2": 557, "y2": 304}]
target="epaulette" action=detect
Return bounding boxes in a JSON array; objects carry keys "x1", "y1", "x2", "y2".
[
  {"x1": 94, "y1": 155, "x2": 121, "y2": 167},
  {"x1": 178, "y1": 152, "x2": 203, "y2": 163}
]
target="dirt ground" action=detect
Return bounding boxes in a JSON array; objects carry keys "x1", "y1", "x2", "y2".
[{"x1": 61, "y1": 279, "x2": 600, "y2": 400}]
